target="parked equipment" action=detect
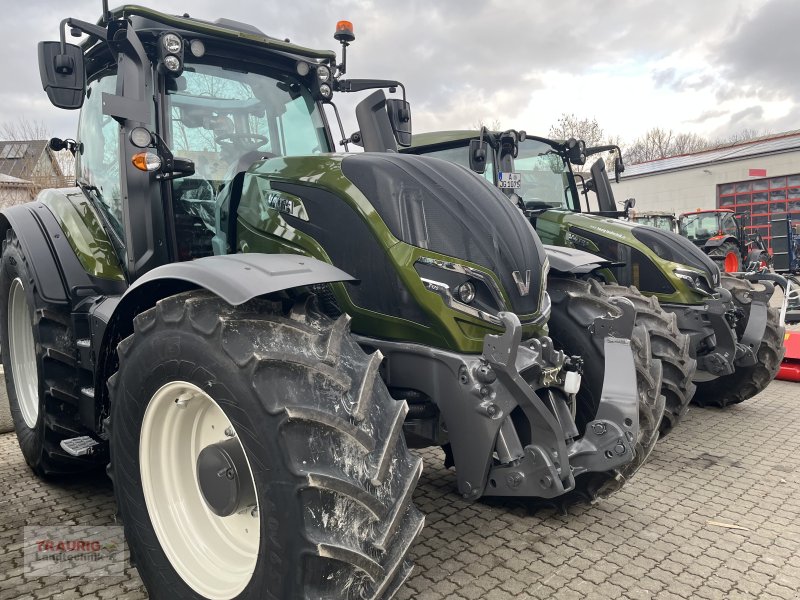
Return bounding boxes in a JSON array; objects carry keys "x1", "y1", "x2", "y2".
[
  {"x1": 677, "y1": 209, "x2": 772, "y2": 273},
  {"x1": 777, "y1": 331, "x2": 800, "y2": 382},
  {"x1": 404, "y1": 129, "x2": 786, "y2": 410},
  {"x1": 630, "y1": 212, "x2": 678, "y2": 234},
  {"x1": 771, "y1": 216, "x2": 800, "y2": 323},
  {"x1": 1, "y1": 5, "x2": 653, "y2": 599}
]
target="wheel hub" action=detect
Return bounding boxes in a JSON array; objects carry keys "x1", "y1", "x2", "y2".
[{"x1": 197, "y1": 438, "x2": 257, "y2": 517}]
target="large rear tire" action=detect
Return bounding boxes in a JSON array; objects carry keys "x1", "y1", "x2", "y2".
[
  {"x1": 708, "y1": 241, "x2": 741, "y2": 273},
  {"x1": 110, "y1": 291, "x2": 423, "y2": 600},
  {"x1": 547, "y1": 278, "x2": 664, "y2": 499},
  {"x1": 693, "y1": 276, "x2": 785, "y2": 407},
  {"x1": 0, "y1": 229, "x2": 94, "y2": 476},
  {"x1": 589, "y1": 282, "x2": 697, "y2": 436}
]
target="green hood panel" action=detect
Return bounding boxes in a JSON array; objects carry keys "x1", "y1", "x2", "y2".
[
  {"x1": 534, "y1": 210, "x2": 713, "y2": 305},
  {"x1": 39, "y1": 188, "x2": 125, "y2": 281},
  {"x1": 235, "y1": 154, "x2": 547, "y2": 353}
]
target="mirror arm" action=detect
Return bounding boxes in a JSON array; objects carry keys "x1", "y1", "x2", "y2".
[
  {"x1": 329, "y1": 102, "x2": 349, "y2": 152},
  {"x1": 60, "y1": 18, "x2": 108, "y2": 53},
  {"x1": 584, "y1": 144, "x2": 622, "y2": 156}
]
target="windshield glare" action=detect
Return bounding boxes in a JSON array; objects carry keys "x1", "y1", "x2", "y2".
[
  {"x1": 635, "y1": 215, "x2": 676, "y2": 232},
  {"x1": 514, "y1": 139, "x2": 577, "y2": 211},
  {"x1": 679, "y1": 213, "x2": 722, "y2": 241},
  {"x1": 167, "y1": 62, "x2": 331, "y2": 187}
]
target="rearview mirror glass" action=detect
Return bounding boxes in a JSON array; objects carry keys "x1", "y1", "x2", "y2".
[
  {"x1": 469, "y1": 139, "x2": 488, "y2": 174},
  {"x1": 386, "y1": 99, "x2": 412, "y2": 147},
  {"x1": 38, "y1": 42, "x2": 85, "y2": 109}
]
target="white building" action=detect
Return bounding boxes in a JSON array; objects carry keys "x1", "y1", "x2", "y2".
[{"x1": 612, "y1": 131, "x2": 800, "y2": 246}]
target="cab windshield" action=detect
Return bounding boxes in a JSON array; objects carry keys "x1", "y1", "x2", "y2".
[
  {"x1": 166, "y1": 62, "x2": 331, "y2": 186},
  {"x1": 514, "y1": 139, "x2": 578, "y2": 211},
  {"x1": 164, "y1": 62, "x2": 331, "y2": 246},
  {"x1": 679, "y1": 213, "x2": 728, "y2": 242}
]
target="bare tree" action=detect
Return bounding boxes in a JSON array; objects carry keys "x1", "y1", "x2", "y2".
[
  {"x1": 472, "y1": 118, "x2": 502, "y2": 132},
  {"x1": 0, "y1": 118, "x2": 51, "y2": 141},
  {"x1": 711, "y1": 128, "x2": 768, "y2": 148},
  {"x1": 548, "y1": 113, "x2": 605, "y2": 147}
]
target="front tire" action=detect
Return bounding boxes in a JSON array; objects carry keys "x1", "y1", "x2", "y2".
[
  {"x1": 547, "y1": 278, "x2": 665, "y2": 498},
  {"x1": 110, "y1": 291, "x2": 423, "y2": 600},
  {"x1": 590, "y1": 282, "x2": 697, "y2": 436},
  {"x1": 693, "y1": 276, "x2": 785, "y2": 407}
]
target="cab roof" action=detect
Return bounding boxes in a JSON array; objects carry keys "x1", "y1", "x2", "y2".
[{"x1": 103, "y1": 5, "x2": 336, "y2": 61}]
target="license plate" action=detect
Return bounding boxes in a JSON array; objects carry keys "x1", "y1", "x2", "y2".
[{"x1": 498, "y1": 172, "x2": 521, "y2": 189}]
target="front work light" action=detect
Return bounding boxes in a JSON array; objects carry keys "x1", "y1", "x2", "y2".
[{"x1": 162, "y1": 33, "x2": 182, "y2": 54}]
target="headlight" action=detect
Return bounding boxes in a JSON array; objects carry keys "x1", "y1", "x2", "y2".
[
  {"x1": 163, "y1": 55, "x2": 182, "y2": 72},
  {"x1": 673, "y1": 268, "x2": 714, "y2": 296},
  {"x1": 456, "y1": 281, "x2": 476, "y2": 304},
  {"x1": 162, "y1": 33, "x2": 182, "y2": 54},
  {"x1": 416, "y1": 257, "x2": 505, "y2": 325},
  {"x1": 317, "y1": 65, "x2": 331, "y2": 82},
  {"x1": 319, "y1": 83, "x2": 332, "y2": 99}
]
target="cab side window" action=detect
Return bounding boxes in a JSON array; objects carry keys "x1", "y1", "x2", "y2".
[
  {"x1": 76, "y1": 73, "x2": 122, "y2": 234},
  {"x1": 721, "y1": 214, "x2": 738, "y2": 236}
]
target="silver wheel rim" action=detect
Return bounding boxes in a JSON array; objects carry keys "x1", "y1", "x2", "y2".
[
  {"x1": 139, "y1": 381, "x2": 260, "y2": 599},
  {"x1": 8, "y1": 278, "x2": 39, "y2": 429}
]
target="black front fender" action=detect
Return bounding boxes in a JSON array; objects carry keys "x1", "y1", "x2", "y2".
[
  {"x1": 91, "y1": 253, "x2": 355, "y2": 431},
  {"x1": 125, "y1": 253, "x2": 355, "y2": 306},
  {"x1": 544, "y1": 244, "x2": 613, "y2": 275}
]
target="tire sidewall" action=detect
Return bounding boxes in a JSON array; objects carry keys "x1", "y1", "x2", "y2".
[
  {"x1": 111, "y1": 324, "x2": 298, "y2": 600},
  {"x1": 0, "y1": 237, "x2": 47, "y2": 468}
]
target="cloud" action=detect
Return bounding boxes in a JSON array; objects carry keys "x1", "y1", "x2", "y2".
[
  {"x1": 729, "y1": 105, "x2": 764, "y2": 125},
  {"x1": 0, "y1": 0, "x2": 793, "y2": 147},
  {"x1": 713, "y1": 0, "x2": 800, "y2": 101},
  {"x1": 686, "y1": 109, "x2": 729, "y2": 124}
]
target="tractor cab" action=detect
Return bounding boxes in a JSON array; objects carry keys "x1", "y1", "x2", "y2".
[
  {"x1": 678, "y1": 209, "x2": 739, "y2": 247},
  {"x1": 677, "y1": 209, "x2": 771, "y2": 273}
]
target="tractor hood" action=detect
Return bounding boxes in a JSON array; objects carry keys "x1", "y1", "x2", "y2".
[
  {"x1": 536, "y1": 210, "x2": 721, "y2": 303},
  {"x1": 341, "y1": 153, "x2": 547, "y2": 317}
]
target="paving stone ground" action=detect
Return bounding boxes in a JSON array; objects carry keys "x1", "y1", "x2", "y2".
[{"x1": 1, "y1": 381, "x2": 799, "y2": 600}]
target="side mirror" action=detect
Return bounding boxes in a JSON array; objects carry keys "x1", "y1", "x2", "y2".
[
  {"x1": 386, "y1": 98, "x2": 412, "y2": 147},
  {"x1": 469, "y1": 139, "x2": 488, "y2": 174},
  {"x1": 614, "y1": 155, "x2": 625, "y2": 183},
  {"x1": 566, "y1": 138, "x2": 587, "y2": 166},
  {"x1": 38, "y1": 42, "x2": 85, "y2": 109}
]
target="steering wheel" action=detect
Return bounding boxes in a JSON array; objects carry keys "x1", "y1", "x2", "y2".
[{"x1": 214, "y1": 133, "x2": 269, "y2": 148}]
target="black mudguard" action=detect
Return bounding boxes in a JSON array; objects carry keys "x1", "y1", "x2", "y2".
[{"x1": 544, "y1": 244, "x2": 614, "y2": 275}]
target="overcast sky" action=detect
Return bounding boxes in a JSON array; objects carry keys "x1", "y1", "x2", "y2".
[{"x1": 2, "y1": 0, "x2": 797, "y2": 145}]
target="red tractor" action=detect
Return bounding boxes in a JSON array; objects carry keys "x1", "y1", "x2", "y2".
[{"x1": 678, "y1": 209, "x2": 772, "y2": 273}]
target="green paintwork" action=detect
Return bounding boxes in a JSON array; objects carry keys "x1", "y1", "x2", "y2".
[
  {"x1": 407, "y1": 134, "x2": 710, "y2": 306},
  {"x1": 235, "y1": 154, "x2": 547, "y2": 353},
  {"x1": 109, "y1": 5, "x2": 336, "y2": 61},
  {"x1": 533, "y1": 209, "x2": 706, "y2": 305},
  {"x1": 38, "y1": 188, "x2": 126, "y2": 281}
]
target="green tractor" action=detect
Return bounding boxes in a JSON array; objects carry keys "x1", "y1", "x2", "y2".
[
  {"x1": 404, "y1": 129, "x2": 787, "y2": 410},
  {"x1": 2, "y1": 5, "x2": 658, "y2": 599}
]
